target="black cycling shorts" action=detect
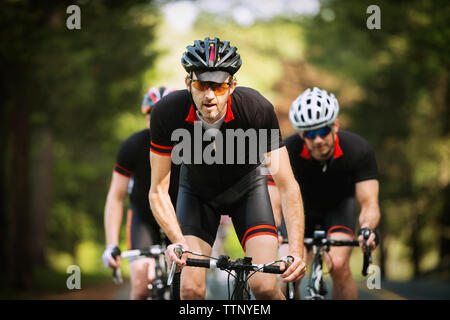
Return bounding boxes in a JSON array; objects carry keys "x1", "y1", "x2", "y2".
[
  {"x1": 280, "y1": 197, "x2": 356, "y2": 241},
  {"x1": 176, "y1": 164, "x2": 278, "y2": 251},
  {"x1": 126, "y1": 204, "x2": 166, "y2": 252}
]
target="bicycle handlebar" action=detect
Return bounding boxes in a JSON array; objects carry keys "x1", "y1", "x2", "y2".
[
  {"x1": 303, "y1": 238, "x2": 359, "y2": 247},
  {"x1": 185, "y1": 256, "x2": 287, "y2": 274},
  {"x1": 111, "y1": 245, "x2": 166, "y2": 284},
  {"x1": 303, "y1": 234, "x2": 372, "y2": 276}
]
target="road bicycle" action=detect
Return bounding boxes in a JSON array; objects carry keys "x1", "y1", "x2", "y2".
[
  {"x1": 167, "y1": 245, "x2": 293, "y2": 300},
  {"x1": 285, "y1": 229, "x2": 373, "y2": 300},
  {"x1": 111, "y1": 244, "x2": 173, "y2": 300}
]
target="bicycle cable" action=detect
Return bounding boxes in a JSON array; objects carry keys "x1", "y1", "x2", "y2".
[{"x1": 246, "y1": 259, "x2": 285, "y2": 282}]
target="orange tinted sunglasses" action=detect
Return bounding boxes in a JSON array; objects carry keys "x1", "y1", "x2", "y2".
[{"x1": 190, "y1": 79, "x2": 232, "y2": 96}]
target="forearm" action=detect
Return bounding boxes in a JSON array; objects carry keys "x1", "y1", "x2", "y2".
[
  {"x1": 279, "y1": 183, "x2": 304, "y2": 258},
  {"x1": 359, "y1": 201, "x2": 380, "y2": 229},
  {"x1": 104, "y1": 197, "x2": 124, "y2": 246},
  {"x1": 149, "y1": 190, "x2": 185, "y2": 244}
]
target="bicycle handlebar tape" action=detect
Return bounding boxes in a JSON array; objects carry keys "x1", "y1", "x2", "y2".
[
  {"x1": 262, "y1": 265, "x2": 284, "y2": 274},
  {"x1": 186, "y1": 258, "x2": 211, "y2": 268}
]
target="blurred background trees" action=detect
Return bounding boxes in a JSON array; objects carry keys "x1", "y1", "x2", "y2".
[{"x1": 0, "y1": 0, "x2": 448, "y2": 296}]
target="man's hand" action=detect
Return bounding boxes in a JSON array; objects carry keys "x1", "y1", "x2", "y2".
[
  {"x1": 165, "y1": 242, "x2": 189, "y2": 272},
  {"x1": 358, "y1": 228, "x2": 379, "y2": 252},
  {"x1": 280, "y1": 254, "x2": 306, "y2": 282},
  {"x1": 102, "y1": 245, "x2": 121, "y2": 269}
]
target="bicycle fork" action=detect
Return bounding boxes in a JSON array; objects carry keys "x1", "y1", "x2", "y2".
[{"x1": 306, "y1": 246, "x2": 327, "y2": 300}]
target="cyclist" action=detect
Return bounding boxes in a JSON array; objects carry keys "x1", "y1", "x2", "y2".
[
  {"x1": 149, "y1": 37, "x2": 306, "y2": 300},
  {"x1": 102, "y1": 87, "x2": 180, "y2": 300},
  {"x1": 268, "y1": 87, "x2": 380, "y2": 299}
]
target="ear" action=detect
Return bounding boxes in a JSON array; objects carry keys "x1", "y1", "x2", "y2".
[
  {"x1": 333, "y1": 118, "x2": 340, "y2": 133},
  {"x1": 185, "y1": 76, "x2": 191, "y2": 92},
  {"x1": 228, "y1": 78, "x2": 237, "y2": 95}
]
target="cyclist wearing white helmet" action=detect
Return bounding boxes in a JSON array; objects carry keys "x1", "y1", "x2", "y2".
[
  {"x1": 102, "y1": 86, "x2": 180, "y2": 299},
  {"x1": 269, "y1": 87, "x2": 381, "y2": 299}
]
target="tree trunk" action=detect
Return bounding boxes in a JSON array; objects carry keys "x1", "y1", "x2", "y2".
[
  {"x1": 10, "y1": 101, "x2": 33, "y2": 289},
  {"x1": 439, "y1": 185, "x2": 450, "y2": 269},
  {"x1": 30, "y1": 128, "x2": 53, "y2": 267}
]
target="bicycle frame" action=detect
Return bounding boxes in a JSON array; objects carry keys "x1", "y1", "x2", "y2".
[{"x1": 305, "y1": 236, "x2": 329, "y2": 300}]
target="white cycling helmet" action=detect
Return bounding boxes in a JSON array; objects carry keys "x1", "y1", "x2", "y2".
[{"x1": 289, "y1": 87, "x2": 339, "y2": 131}]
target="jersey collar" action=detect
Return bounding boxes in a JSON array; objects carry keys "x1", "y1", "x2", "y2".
[
  {"x1": 300, "y1": 133, "x2": 343, "y2": 160},
  {"x1": 185, "y1": 96, "x2": 234, "y2": 124}
]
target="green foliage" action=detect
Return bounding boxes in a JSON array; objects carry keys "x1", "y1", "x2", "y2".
[
  {"x1": 1, "y1": 0, "x2": 159, "y2": 290},
  {"x1": 303, "y1": 0, "x2": 449, "y2": 278}
]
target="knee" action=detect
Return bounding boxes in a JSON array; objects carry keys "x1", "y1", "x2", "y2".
[
  {"x1": 329, "y1": 255, "x2": 352, "y2": 280},
  {"x1": 181, "y1": 282, "x2": 206, "y2": 300},
  {"x1": 251, "y1": 279, "x2": 278, "y2": 300},
  {"x1": 131, "y1": 285, "x2": 149, "y2": 300}
]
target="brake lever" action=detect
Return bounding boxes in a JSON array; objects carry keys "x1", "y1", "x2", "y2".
[
  {"x1": 362, "y1": 230, "x2": 372, "y2": 276},
  {"x1": 111, "y1": 246, "x2": 123, "y2": 284},
  {"x1": 167, "y1": 245, "x2": 183, "y2": 286}
]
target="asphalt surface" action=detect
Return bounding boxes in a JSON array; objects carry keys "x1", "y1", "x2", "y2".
[{"x1": 113, "y1": 268, "x2": 450, "y2": 300}]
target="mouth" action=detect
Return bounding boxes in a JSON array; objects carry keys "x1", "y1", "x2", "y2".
[{"x1": 203, "y1": 103, "x2": 216, "y2": 110}]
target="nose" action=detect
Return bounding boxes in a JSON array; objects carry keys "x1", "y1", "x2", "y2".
[{"x1": 204, "y1": 87, "x2": 215, "y2": 99}]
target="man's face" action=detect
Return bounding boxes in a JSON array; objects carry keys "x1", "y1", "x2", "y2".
[
  {"x1": 301, "y1": 123, "x2": 338, "y2": 161},
  {"x1": 186, "y1": 73, "x2": 236, "y2": 123}
]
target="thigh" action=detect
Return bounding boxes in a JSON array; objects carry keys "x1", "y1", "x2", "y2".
[
  {"x1": 232, "y1": 178, "x2": 278, "y2": 252},
  {"x1": 128, "y1": 205, "x2": 161, "y2": 250},
  {"x1": 324, "y1": 197, "x2": 356, "y2": 239},
  {"x1": 176, "y1": 184, "x2": 221, "y2": 247}
]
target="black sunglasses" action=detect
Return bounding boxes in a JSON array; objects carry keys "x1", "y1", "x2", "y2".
[{"x1": 302, "y1": 126, "x2": 332, "y2": 140}]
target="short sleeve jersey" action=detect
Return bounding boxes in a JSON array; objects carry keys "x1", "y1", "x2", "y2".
[
  {"x1": 269, "y1": 130, "x2": 378, "y2": 211},
  {"x1": 150, "y1": 87, "x2": 283, "y2": 193},
  {"x1": 114, "y1": 129, "x2": 180, "y2": 223}
]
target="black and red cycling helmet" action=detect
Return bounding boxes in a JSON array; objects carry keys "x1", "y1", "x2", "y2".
[{"x1": 181, "y1": 37, "x2": 242, "y2": 82}]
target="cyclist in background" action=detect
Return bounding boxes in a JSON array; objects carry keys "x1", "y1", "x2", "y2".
[
  {"x1": 269, "y1": 87, "x2": 380, "y2": 299},
  {"x1": 149, "y1": 37, "x2": 306, "y2": 300},
  {"x1": 102, "y1": 87, "x2": 180, "y2": 299}
]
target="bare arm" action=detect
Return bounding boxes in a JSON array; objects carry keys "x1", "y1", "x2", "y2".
[
  {"x1": 104, "y1": 172, "x2": 130, "y2": 246},
  {"x1": 265, "y1": 146, "x2": 306, "y2": 281},
  {"x1": 267, "y1": 184, "x2": 282, "y2": 228},
  {"x1": 149, "y1": 152, "x2": 185, "y2": 245},
  {"x1": 355, "y1": 179, "x2": 381, "y2": 248}
]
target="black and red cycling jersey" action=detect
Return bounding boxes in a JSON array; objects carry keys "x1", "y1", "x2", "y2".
[
  {"x1": 268, "y1": 130, "x2": 378, "y2": 211},
  {"x1": 271, "y1": 130, "x2": 378, "y2": 239},
  {"x1": 114, "y1": 129, "x2": 180, "y2": 226},
  {"x1": 150, "y1": 87, "x2": 283, "y2": 193},
  {"x1": 149, "y1": 87, "x2": 284, "y2": 249}
]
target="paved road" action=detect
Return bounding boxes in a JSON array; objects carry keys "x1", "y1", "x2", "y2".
[{"x1": 113, "y1": 269, "x2": 450, "y2": 300}]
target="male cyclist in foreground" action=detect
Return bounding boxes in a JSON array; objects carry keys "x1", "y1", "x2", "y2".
[
  {"x1": 268, "y1": 87, "x2": 380, "y2": 299},
  {"x1": 149, "y1": 37, "x2": 306, "y2": 300},
  {"x1": 102, "y1": 87, "x2": 180, "y2": 299}
]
